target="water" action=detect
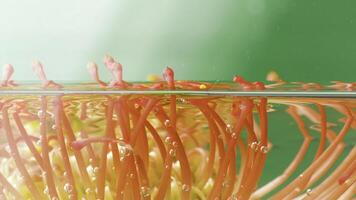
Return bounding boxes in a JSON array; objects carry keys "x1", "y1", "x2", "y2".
[{"x1": 0, "y1": 90, "x2": 354, "y2": 199}]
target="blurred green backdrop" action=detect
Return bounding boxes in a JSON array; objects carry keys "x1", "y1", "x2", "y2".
[{"x1": 0, "y1": 0, "x2": 355, "y2": 82}]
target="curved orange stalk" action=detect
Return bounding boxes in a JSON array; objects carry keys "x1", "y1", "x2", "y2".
[
  {"x1": 39, "y1": 96, "x2": 59, "y2": 199},
  {"x1": 127, "y1": 154, "x2": 141, "y2": 200},
  {"x1": 80, "y1": 101, "x2": 99, "y2": 167},
  {"x1": 283, "y1": 102, "x2": 347, "y2": 198},
  {"x1": 315, "y1": 104, "x2": 327, "y2": 159},
  {"x1": 271, "y1": 104, "x2": 353, "y2": 199},
  {"x1": 114, "y1": 98, "x2": 140, "y2": 200},
  {"x1": 125, "y1": 100, "x2": 170, "y2": 199},
  {"x1": 197, "y1": 115, "x2": 217, "y2": 187},
  {"x1": 207, "y1": 108, "x2": 231, "y2": 140},
  {"x1": 130, "y1": 98, "x2": 159, "y2": 146},
  {"x1": 327, "y1": 174, "x2": 356, "y2": 200},
  {"x1": 233, "y1": 140, "x2": 248, "y2": 195},
  {"x1": 145, "y1": 122, "x2": 167, "y2": 159},
  {"x1": 154, "y1": 105, "x2": 192, "y2": 200},
  {"x1": 2, "y1": 106, "x2": 43, "y2": 199},
  {"x1": 59, "y1": 98, "x2": 96, "y2": 198},
  {"x1": 223, "y1": 149, "x2": 237, "y2": 199},
  {"x1": 155, "y1": 144, "x2": 173, "y2": 200},
  {"x1": 115, "y1": 157, "x2": 130, "y2": 199},
  {"x1": 97, "y1": 98, "x2": 120, "y2": 200},
  {"x1": 338, "y1": 179, "x2": 356, "y2": 200},
  {"x1": 13, "y1": 112, "x2": 44, "y2": 170},
  {"x1": 305, "y1": 103, "x2": 350, "y2": 187},
  {"x1": 338, "y1": 159, "x2": 356, "y2": 185},
  {"x1": 53, "y1": 97, "x2": 78, "y2": 199},
  {"x1": 135, "y1": 156, "x2": 150, "y2": 194},
  {"x1": 189, "y1": 100, "x2": 224, "y2": 155},
  {"x1": 126, "y1": 99, "x2": 167, "y2": 160},
  {"x1": 115, "y1": 152, "x2": 140, "y2": 200},
  {"x1": 127, "y1": 102, "x2": 149, "y2": 170},
  {"x1": 303, "y1": 147, "x2": 356, "y2": 199},
  {"x1": 252, "y1": 105, "x2": 313, "y2": 199},
  {"x1": 115, "y1": 97, "x2": 131, "y2": 141},
  {"x1": 188, "y1": 100, "x2": 225, "y2": 191},
  {"x1": 238, "y1": 98, "x2": 268, "y2": 199},
  {"x1": 206, "y1": 106, "x2": 239, "y2": 197},
  {"x1": 122, "y1": 100, "x2": 150, "y2": 200},
  {"x1": 237, "y1": 115, "x2": 258, "y2": 194},
  {"x1": 208, "y1": 99, "x2": 252, "y2": 200}
]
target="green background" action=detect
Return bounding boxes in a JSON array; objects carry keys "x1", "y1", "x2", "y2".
[{"x1": 0, "y1": 0, "x2": 355, "y2": 82}]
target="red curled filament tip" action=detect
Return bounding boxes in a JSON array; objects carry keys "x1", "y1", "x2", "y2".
[
  {"x1": 104, "y1": 55, "x2": 126, "y2": 88},
  {"x1": 163, "y1": 66, "x2": 175, "y2": 89},
  {"x1": 31, "y1": 60, "x2": 62, "y2": 88},
  {"x1": 1, "y1": 64, "x2": 15, "y2": 87},
  {"x1": 87, "y1": 62, "x2": 107, "y2": 87}
]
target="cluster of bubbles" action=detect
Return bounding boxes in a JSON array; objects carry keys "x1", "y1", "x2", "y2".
[{"x1": 249, "y1": 142, "x2": 269, "y2": 154}]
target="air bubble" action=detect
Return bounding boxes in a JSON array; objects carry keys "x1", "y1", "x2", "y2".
[
  {"x1": 169, "y1": 149, "x2": 176, "y2": 157},
  {"x1": 172, "y1": 141, "x2": 178, "y2": 147},
  {"x1": 43, "y1": 186, "x2": 49, "y2": 194},
  {"x1": 165, "y1": 137, "x2": 172, "y2": 144},
  {"x1": 231, "y1": 133, "x2": 238, "y2": 139},
  {"x1": 85, "y1": 188, "x2": 92, "y2": 194},
  {"x1": 225, "y1": 124, "x2": 233, "y2": 133},
  {"x1": 93, "y1": 167, "x2": 99, "y2": 173},
  {"x1": 177, "y1": 98, "x2": 186, "y2": 103},
  {"x1": 63, "y1": 183, "x2": 73, "y2": 193},
  {"x1": 118, "y1": 143, "x2": 133, "y2": 157},
  {"x1": 182, "y1": 184, "x2": 191, "y2": 192},
  {"x1": 249, "y1": 142, "x2": 258, "y2": 151},
  {"x1": 140, "y1": 186, "x2": 150, "y2": 198},
  {"x1": 260, "y1": 146, "x2": 268, "y2": 154},
  {"x1": 306, "y1": 188, "x2": 312, "y2": 196},
  {"x1": 239, "y1": 104, "x2": 247, "y2": 110},
  {"x1": 51, "y1": 124, "x2": 57, "y2": 130},
  {"x1": 164, "y1": 119, "x2": 172, "y2": 127},
  {"x1": 37, "y1": 110, "x2": 45, "y2": 118},
  {"x1": 223, "y1": 181, "x2": 230, "y2": 188}
]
